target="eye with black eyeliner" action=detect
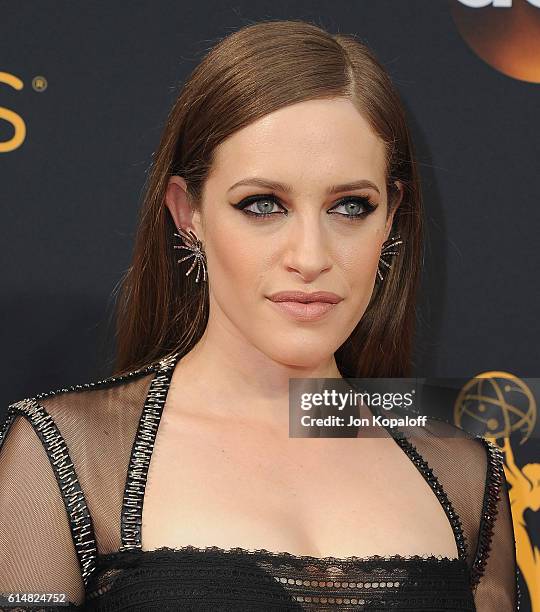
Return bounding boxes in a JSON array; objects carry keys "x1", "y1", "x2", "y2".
[{"x1": 231, "y1": 193, "x2": 378, "y2": 221}]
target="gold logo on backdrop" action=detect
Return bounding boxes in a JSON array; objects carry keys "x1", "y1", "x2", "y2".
[
  {"x1": 0, "y1": 71, "x2": 26, "y2": 153},
  {"x1": 454, "y1": 372, "x2": 539, "y2": 610}
]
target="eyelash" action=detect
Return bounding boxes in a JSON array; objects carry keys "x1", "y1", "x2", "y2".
[{"x1": 232, "y1": 194, "x2": 377, "y2": 222}]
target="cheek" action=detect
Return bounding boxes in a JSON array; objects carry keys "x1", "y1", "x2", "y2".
[
  {"x1": 205, "y1": 224, "x2": 266, "y2": 297},
  {"x1": 340, "y1": 242, "x2": 382, "y2": 325},
  {"x1": 342, "y1": 241, "x2": 381, "y2": 288}
]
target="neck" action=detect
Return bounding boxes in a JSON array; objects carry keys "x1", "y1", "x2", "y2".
[{"x1": 167, "y1": 315, "x2": 343, "y2": 432}]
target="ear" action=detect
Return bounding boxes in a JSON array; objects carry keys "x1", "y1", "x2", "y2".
[
  {"x1": 383, "y1": 180, "x2": 404, "y2": 243},
  {"x1": 165, "y1": 176, "x2": 203, "y2": 238}
]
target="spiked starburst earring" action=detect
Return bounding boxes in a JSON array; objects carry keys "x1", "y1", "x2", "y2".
[
  {"x1": 173, "y1": 226, "x2": 207, "y2": 283},
  {"x1": 377, "y1": 233, "x2": 403, "y2": 282}
]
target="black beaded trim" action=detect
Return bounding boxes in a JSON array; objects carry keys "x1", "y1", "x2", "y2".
[
  {"x1": 26, "y1": 354, "x2": 170, "y2": 403},
  {"x1": 469, "y1": 437, "x2": 504, "y2": 589},
  {"x1": 2, "y1": 398, "x2": 98, "y2": 584},
  {"x1": 389, "y1": 429, "x2": 469, "y2": 564},
  {"x1": 120, "y1": 351, "x2": 180, "y2": 550},
  {"x1": 0, "y1": 410, "x2": 17, "y2": 449}
]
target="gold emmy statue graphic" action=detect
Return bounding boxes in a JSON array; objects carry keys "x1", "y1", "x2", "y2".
[{"x1": 454, "y1": 371, "x2": 539, "y2": 610}]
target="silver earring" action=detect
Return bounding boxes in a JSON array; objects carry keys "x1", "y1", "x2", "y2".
[
  {"x1": 377, "y1": 233, "x2": 402, "y2": 282},
  {"x1": 173, "y1": 226, "x2": 207, "y2": 283}
]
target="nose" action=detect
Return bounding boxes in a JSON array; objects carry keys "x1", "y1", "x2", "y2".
[{"x1": 282, "y1": 213, "x2": 333, "y2": 281}]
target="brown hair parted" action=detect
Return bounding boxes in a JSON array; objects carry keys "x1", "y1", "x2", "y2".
[{"x1": 112, "y1": 18, "x2": 424, "y2": 379}]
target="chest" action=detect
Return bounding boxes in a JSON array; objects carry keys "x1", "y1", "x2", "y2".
[{"x1": 141, "y1": 410, "x2": 459, "y2": 559}]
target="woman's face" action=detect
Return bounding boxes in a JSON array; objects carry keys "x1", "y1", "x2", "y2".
[{"x1": 167, "y1": 97, "x2": 402, "y2": 368}]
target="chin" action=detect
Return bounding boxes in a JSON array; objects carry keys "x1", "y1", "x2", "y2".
[{"x1": 263, "y1": 344, "x2": 337, "y2": 369}]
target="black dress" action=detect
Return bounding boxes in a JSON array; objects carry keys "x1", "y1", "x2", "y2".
[{"x1": 0, "y1": 352, "x2": 519, "y2": 611}]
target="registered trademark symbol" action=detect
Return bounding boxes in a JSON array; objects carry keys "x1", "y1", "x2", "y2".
[{"x1": 32, "y1": 76, "x2": 47, "y2": 92}]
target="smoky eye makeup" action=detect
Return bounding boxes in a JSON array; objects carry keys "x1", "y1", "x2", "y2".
[{"x1": 231, "y1": 193, "x2": 378, "y2": 222}]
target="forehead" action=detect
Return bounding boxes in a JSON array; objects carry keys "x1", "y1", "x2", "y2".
[{"x1": 209, "y1": 98, "x2": 387, "y2": 192}]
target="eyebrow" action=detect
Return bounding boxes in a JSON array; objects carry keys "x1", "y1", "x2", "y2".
[{"x1": 227, "y1": 177, "x2": 381, "y2": 196}]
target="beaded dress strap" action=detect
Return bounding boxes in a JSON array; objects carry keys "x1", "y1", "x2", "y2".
[
  {"x1": 469, "y1": 439, "x2": 522, "y2": 608},
  {"x1": 390, "y1": 430, "x2": 469, "y2": 564},
  {"x1": 361, "y1": 402, "x2": 470, "y2": 567},
  {"x1": 392, "y1": 427, "x2": 514, "y2": 596},
  {"x1": 469, "y1": 438, "x2": 505, "y2": 588},
  {"x1": 0, "y1": 398, "x2": 98, "y2": 585},
  {"x1": 120, "y1": 351, "x2": 180, "y2": 550},
  {"x1": 0, "y1": 353, "x2": 177, "y2": 586}
]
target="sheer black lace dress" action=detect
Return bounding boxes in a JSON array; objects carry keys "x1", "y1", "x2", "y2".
[{"x1": 0, "y1": 352, "x2": 519, "y2": 611}]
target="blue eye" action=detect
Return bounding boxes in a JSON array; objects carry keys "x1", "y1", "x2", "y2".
[
  {"x1": 232, "y1": 194, "x2": 377, "y2": 221},
  {"x1": 329, "y1": 197, "x2": 377, "y2": 221},
  {"x1": 233, "y1": 195, "x2": 283, "y2": 218}
]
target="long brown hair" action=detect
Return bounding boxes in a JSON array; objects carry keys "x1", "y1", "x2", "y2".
[{"x1": 112, "y1": 19, "x2": 423, "y2": 378}]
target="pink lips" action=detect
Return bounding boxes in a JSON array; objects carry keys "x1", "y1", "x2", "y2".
[{"x1": 266, "y1": 290, "x2": 343, "y2": 321}]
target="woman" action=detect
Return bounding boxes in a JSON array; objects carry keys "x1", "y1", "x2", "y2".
[{"x1": 0, "y1": 19, "x2": 518, "y2": 611}]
